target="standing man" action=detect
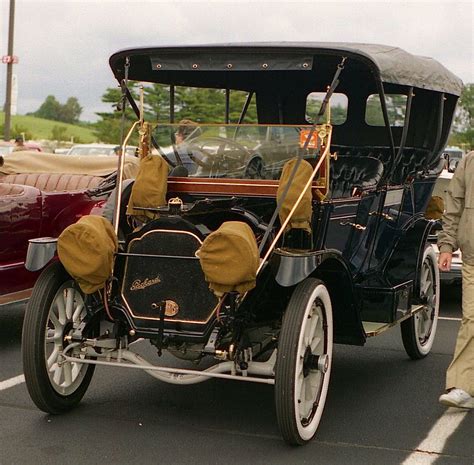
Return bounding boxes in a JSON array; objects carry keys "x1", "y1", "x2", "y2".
[{"x1": 438, "y1": 150, "x2": 474, "y2": 409}]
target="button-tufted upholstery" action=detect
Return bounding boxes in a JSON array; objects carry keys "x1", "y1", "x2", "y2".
[
  {"x1": 333, "y1": 145, "x2": 431, "y2": 185},
  {"x1": 0, "y1": 183, "x2": 25, "y2": 196},
  {"x1": 0, "y1": 173, "x2": 104, "y2": 192},
  {"x1": 329, "y1": 156, "x2": 383, "y2": 198}
]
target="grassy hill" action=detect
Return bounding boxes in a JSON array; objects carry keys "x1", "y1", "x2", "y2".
[{"x1": 0, "y1": 113, "x2": 97, "y2": 143}]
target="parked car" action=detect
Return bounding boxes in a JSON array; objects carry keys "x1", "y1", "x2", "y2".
[
  {"x1": 23, "y1": 42, "x2": 462, "y2": 446},
  {"x1": 0, "y1": 151, "x2": 139, "y2": 306},
  {"x1": 66, "y1": 143, "x2": 137, "y2": 157},
  {"x1": 159, "y1": 125, "x2": 302, "y2": 178},
  {"x1": 0, "y1": 140, "x2": 42, "y2": 155},
  {"x1": 442, "y1": 146, "x2": 465, "y2": 172}
]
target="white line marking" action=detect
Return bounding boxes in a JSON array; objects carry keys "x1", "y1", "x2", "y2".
[
  {"x1": 439, "y1": 316, "x2": 462, "y2": 322},
  {"x1": 401, "y1": 408, "x2": 468, "y2": 465},
  {"x1": 0, "y1": 374, "x2": 25, "y2": 391}
]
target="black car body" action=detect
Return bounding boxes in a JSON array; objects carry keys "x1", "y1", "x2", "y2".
[{"x1": 23, "y1": 43, "x2": 462, "y2": 445}]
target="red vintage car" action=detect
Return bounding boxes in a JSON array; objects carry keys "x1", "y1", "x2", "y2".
[{"x1": 0, "y1": 151, "x2": 138, "y2": 306}]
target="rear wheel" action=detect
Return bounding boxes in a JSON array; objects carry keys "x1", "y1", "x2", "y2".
[
  {"x1": 401, "y1": 245, "x2": 439, "y2": 359},
  {"x1": 275, "y1": 278, "x2": 333, "y2": 445},
  {"x1": 22, "y1": 262, "x2": 95, "y2": 414}
]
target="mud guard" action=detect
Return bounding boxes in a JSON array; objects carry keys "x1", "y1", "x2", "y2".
[
  {"x1": 384, "y1": 216, "x2": 437, "y2": 299},
  {"x1": 25, "y1": 238, "x2": 57, "y2": 271},
  {"x1": 271, "y1": 249, "x2": 366, "y2": 345}
]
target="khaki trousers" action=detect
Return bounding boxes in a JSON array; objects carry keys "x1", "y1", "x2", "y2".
[{"x1": 446, "y1": 262, "x2": 474, "y2": 395}]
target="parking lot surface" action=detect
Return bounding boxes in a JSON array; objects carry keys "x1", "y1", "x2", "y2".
[{"x1": 0, "y1": 285, "x2": 472, "y2": 465}]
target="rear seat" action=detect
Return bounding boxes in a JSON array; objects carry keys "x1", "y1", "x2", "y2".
[
  {"x1": 0, "y1": 173, "x2": 104, "y2": 192},
  {"x1": 0, "y1": 183, "x2": 24, "y2": 196},
  {"x1": 329, "y1": 156, "x2": 384, "y2": 198}
]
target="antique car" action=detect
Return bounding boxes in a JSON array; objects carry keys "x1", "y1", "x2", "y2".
[
  {"x1": 0, "y1": 151, "x2": 138, "y2": 306},
  {"x1": 22, "y1": 43, "x2": 462, "y2": 445},
  {"x1": 66, "y1": 143, "x2": 138, "y2": 157},
  {"x1": 0, "y1": 140, "x2": 42, "y2": 154}
]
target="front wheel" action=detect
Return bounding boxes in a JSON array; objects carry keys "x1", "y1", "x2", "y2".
[
  {"x1": 22, "y1": 262, "x2": 95, "y2": 414},
  {"x1": 401, "y1": 245, "x2": 440, "y2": 359},
  {"x1": 275, "y1": 278, "x2": 333, "y2": 445}
]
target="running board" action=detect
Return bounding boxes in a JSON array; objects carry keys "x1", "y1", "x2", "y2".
[{"x1": 363, "y1": 304, "x2": 424, "y2": 337}]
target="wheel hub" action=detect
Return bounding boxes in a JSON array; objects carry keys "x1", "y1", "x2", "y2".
[
  {"x1": 62, "y1": 321, "x2": 74, "y2": 349},
  {"x1": 303, "y1": 347, "x2": 328, "y2": 376}
]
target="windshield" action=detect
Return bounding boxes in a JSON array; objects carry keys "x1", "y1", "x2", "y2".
[
  {"x1": 0, "y1": 146, "x2": 13, "y2": 155},
  {"x1": 68, "y1": 146, "x2": 113, "y2": 156},
  {"x1": 153, "y1": 123, "x2": 324, "y2": 180},
  {"x1": 68, "y1": 146, "x2": 137, "y2": 156}
]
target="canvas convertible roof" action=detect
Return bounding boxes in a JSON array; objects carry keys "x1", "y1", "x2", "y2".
[
  {"x1": 0, "y1": 152, "x2": 139, "y2": 179},
  {"x1": 110, "y1": 42, "x2": 463, "y2": 96}
]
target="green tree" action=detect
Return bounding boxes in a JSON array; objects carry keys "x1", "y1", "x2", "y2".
[
  {"x1": 34, "y1": 95, "x2": 62, "y2": 121},
  {"x1": 94, "y1": 84, "x2": 140, "y2": 144},
  {"x1": 32, "y1": 95, "x2": 83, "y2": 124},
  {"x1": 95, "y1": 82, "x2": 259, "y2": 144},
  {"x1": 59, "y1": 97, "x2": 82, "y2": 124},
  {"x1": 144, "y1": 84, "x2": 172, "y2": 122},
  {"x1": 449, "y1": 84, "x2": 474, "y2": 150}
]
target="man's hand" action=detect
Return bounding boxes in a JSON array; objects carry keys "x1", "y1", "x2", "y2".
[{"x1": 438, "y1": 252, "x2": 452, "y2": 271}]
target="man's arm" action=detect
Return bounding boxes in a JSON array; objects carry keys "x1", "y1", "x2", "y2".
[{"x1": 437, "y1": 157, "x2": 466, "y2": 270}]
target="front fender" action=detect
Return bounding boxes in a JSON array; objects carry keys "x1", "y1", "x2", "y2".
[
  {"x1": 25, "y1": 238, "x2": 57, "y2": 271},
  {"x1": 271, "y1": 248, "x2": 348, "y2": 287},
  {"x1": 271, "y1": 248, "x2": 365, "y2": 345}
]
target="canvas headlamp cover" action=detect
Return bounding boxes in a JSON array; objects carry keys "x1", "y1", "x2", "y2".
[
  {"x1": 57, "y1": 216, "x2": 118, "y2": 294},
  {"x1": 127, "y1": 154, "x2": 168, "y2": 219},
  {"x1": 425, "y1": 195, "x2": 444, "y2": 220},
  {"x1": 197, "y1": 221, "x2": 259, "y2": 296},
  {"x1": 277, "y1": 158, "x2": 313, "y2": 232}
]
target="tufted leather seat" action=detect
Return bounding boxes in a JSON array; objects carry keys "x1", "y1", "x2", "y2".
[
  {"x1": 0, "y1": 183, "x2": 25, "y2": 196},
  {"x1": 0, "y1": 173, "x2": 104, "y2": 192},
  {"x1": 333, "y1": 145, "x2": 431, "y2": 185},
  {"x1": 329, "y1": 156, "x2": 383, "y2": 198}
]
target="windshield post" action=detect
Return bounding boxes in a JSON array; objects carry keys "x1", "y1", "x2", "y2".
[
  {"x1": 376, "y1": 80, "x2": 396, "y2": 176},
  {"x1": 433, "y1": 93, "x2": 445, "y2": 155},
  {"x1": 238, "y1": 92, "x2": 253, "y2": 125},
  {"x1": 170, "y1": 85, "x2": 175, "y2": 123},
  {"x1": 225, "y1": 89, "x2": 230, "y2": 123},
  {"x1": 386, "y1": 87, "x2": 414, "y2": 181},
  {"x1": 119, "y1": 56, "x2": 130, "y2": 150},
  {"x1": 113, "y1": 56, "x2": 131, "y2": 235}
]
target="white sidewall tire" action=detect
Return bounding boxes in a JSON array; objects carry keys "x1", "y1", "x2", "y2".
[
  {"x1": 401, "y1": 245, "x2": 440, "y2": 359},
  {"x1": 275, "y1": 278, "x2": 333, "y2": 445}
]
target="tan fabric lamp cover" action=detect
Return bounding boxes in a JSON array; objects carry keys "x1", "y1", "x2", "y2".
[
  {"x1": 425, "y1": 195, "x2": 445, "y2": 220},
  {"x1": 57, "y1": 216, "x2": 118, "y2": 294},
  {"x1": 127, "y1": 155, "x2": 168, "y2": 218},
  {"x1": 277, "y1": 158, "x2": 313, "y2": 232},
  {"x1": 197, "y1": 221, "x2": 259, "y2": 295}
]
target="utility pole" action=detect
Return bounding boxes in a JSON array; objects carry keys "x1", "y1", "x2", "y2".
[{"x1": 3, "y1": 0, "x2": 16, "y2": 141}]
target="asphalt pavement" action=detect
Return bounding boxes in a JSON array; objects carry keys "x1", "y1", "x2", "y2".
[{"x1": 0, "y1": 284, "x2": 472, "y2": 465}]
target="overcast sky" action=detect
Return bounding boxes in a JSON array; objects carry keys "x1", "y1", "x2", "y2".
[{"x1": 0, "y1": 0, "x2": 472, "y2": 122}]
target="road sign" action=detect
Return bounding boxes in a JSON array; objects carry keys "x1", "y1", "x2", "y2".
[{"x1": 2, "y1": 55, "x2": 19, "y2": 64}]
